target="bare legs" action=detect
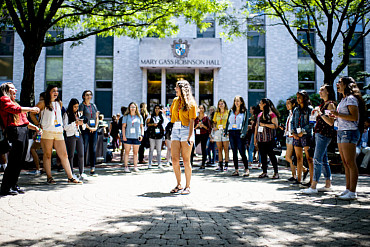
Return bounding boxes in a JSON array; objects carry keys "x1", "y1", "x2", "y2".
[
  {"x1": 338, "y1": 143, "x2": 358, "y2": 192},
  {"x1": 171, "y1": 140, "x2": 193, "y2": 188},
  {"x1": 124, "y1": 144, "x2": 140, "y2": 169}
]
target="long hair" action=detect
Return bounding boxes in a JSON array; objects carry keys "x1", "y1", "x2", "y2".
[
  {"x1": 231, "y1": 96, "x2": 247, "y2": 114},
  {"x1": 296, "y1": 90, "x2": 311, "y2": 110},
  {"x1": 177, "y1": 80, "x2": 196, "y2": 111},
  {"x1": 44, "y1": 84, "x2": 61, "y2": 111},
  {"x1": 0, "y1": 82, "x2": 19, "y2": 124},
  {"x1": 216, "y1": 99, "x2": 228, "y2": 113},
  {"x1": 260, "y1": 98, "x2": 271, "y2": 122},
  {"x1": 140, "y1": 102, "x2": 149, "y2": 120},
  {"x1": 124, "y1": 102, "x2": 141, "y2": 117},
  {"x1": 339, "y1": 76, "x2": 367, "y2": 133},
  {"x1": 267, "y1": 99, "x2": 280, "y2": 118},
  {"x1": 66, "y1": 98, "x2": 79, "y2": 124},
  {"x1": 286, "y1": 97, "x2": 297, "y2": 110},
  {"x1": 151, "y1": 104, "x2": 161, "y2": 116}
]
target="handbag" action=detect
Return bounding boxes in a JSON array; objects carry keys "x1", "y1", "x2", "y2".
[{"x1": 0, "y1": 130, "x2": 11, "y2": 154}]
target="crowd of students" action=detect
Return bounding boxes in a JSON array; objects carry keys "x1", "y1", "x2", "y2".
[{"x1": 0, "y1": 76, "x2": 368, "y2": 199}]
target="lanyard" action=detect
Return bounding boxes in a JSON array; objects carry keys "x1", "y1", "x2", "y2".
[
  {"x1": 130, "y1": 115, "x2": 136, "y2": 127},
  {"x1": 177, "y1": 99, "x2": 182, "y2": 119},
  {"x1": 52, "y1": 102, "x2": 58, "y2": 120},
  {"x1": 234, "y1": 112, "x2": 239, "y2": 124},
  {"x1": 86, "y1": 104, "x2": 93, "y2": 118}
]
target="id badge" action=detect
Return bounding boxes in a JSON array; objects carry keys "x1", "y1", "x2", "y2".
[
  {"x1": 309, "y1": 115, "x2": 316, "y2": 123},
  {"x1": 232, "y1": 124, "x2": 237, "y2": 130},
  {"x1": 90, "y1": 120, "x2": 96, "y2": 127},
  {"x1": 173, "y1": 122, "x2": 181, "y2": 129},
  {"x1": 325, "y1": 110, "x2": 331, "y2": 115},
  {"x1": 334, "y1": 121, "x2": 338, "y2": 131},
  {"x1": 196, "y1": 129, "x2": 201, "y2": 135},
  {"x1": 54, "y1": 119, "x2": 61, "y2": 127},
  {"x1": 130, "y1": 128, "x2": 136, "y2": 134},
  {"x1": 258, "y1": 126, "x2": 264, "y2": 133},
  {"x1": 297, "y1": 128, "x2": 302, "y2": 134},
  {"x1": 155, "y1": 128, "x2": 160, "y2": 134},
  {"x1": 218, "y1": 125, "x2": 223, "y2": 130}
]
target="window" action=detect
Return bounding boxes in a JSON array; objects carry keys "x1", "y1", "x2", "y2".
[
  {"x1": 147, "y1": 69, "x2": 161, "y2": 112},
  {"x1": 199, "y1": 69, "x2": 214, "y2": 109},
  {"x1": 297, "y1": 30, "x2": 316, "y2": 93},
  {"x1": 348, "y1": 24, "x2": 365, "y2": 91},
  {"x1": 248, "y1": 28, "x2": 266, "y2": 108},
  {"x1": 0, "y1": 30, "x2": 14, "y2": 82},
  {"x1": 166, "y1": 69, "x2": 195, "y2": 106},
  {"x1": 45, "y1": 30, "x2": 63, "y2": 98},
  {"x1": 95, "y1": 36, "x2": 113, "y2": 117},
  {"x1": 197, "y1": 17, "x2": 215, "y2": 38}
]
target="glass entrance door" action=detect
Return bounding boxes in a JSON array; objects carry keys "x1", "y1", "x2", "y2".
[{"x1": 166, "y1": 69, "x2": 195, "y2": 106}]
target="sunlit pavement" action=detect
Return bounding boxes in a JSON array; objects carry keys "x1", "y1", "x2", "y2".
[{"x1": 0, "y1": 157, "x2": 369, "y2": 246}]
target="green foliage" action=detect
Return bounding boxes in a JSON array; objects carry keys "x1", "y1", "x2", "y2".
[{"x1": 219, "y1": 0, "x2": 370, "y2": 86}]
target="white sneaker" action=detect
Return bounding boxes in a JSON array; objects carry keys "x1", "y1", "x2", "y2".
[
  {"x1": 338, "y1": 191, "x2": 357, "y2": 200},
  {"x1": 318, "y1": 186, "x2": 333, "y2": 192},
  {"x1": 158, "y1": 164, "x2": 164, "y2": 169},
  {"x1": 335, "y1": 189, "x2": 350, "y2": 197},
  {"x1": 148, "y1": 164, "x2": 152, "y2": 169},
  {"x1": 133, "y1": 167, "x2": 139, "y2": 172},
  {"x1": 124, "y1": 167, "x2": 131, "y2": 173},
  {"x1": 81, "y1": 173, "x2": 88, "y2": 179},
  {"x1": 165, "y1": 162, "x2": 171, "y2": 167},
  {"x1": 300, "y1": 187, "x2": 318, "y2": 194}
]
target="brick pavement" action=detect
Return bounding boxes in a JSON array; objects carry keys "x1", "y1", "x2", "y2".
[{"x1": 0, "y1": 159, "x2": 369, "y2": 246}]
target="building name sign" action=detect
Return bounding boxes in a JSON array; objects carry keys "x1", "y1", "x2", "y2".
[
  {"x1": 140, "y1": 59, "x2": 221, "y2": 66},
  {"x1": 139, "y1": 38, "x2": 222, "y2": 68}
]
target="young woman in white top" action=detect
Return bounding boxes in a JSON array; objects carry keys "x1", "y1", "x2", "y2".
[
  {"x1": 63, "y1": 98, "x2": 85, "y2": 180},
  {"x1": 331, "y1": 77, "x2": 366, "y2": 200},
  {"x1": 31, "y1": 85, "x2": 82, "y2": 184},
  {"x1": 284, "y1": 97, "x2": 297, "y2": 181}
]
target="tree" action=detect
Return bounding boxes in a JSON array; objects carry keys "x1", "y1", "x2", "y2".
[
  {"x1": 219, "y1": 0, "x2": 370, "y2": 86},
  {"x1": 0, "y1": 0, "x2": 227, "y2": 106}
]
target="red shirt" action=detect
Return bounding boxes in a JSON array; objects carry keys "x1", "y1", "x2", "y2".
[{"x1": 0, "y1": 96, "x2": 29, "y2": 128}]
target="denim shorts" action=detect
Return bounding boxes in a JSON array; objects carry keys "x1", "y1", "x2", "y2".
[
  {"x1": 286, "y1": 136, "x2": 294, "y2": 145},
  {"x1": 171, "y1": 125, "x2": 195, "y2": 142},
  {"x1": 293, "y1": 135, "x2": 311, "y2": 147},
  {"x1": 337, "y1": 130, "x2": 360, "y2": 144},
  {"x1": 214, "y1": 129, "x2": 229, "y2": 142},
  {"x1": 124, "y1": 138, "x2": 141, "y2": 145}
]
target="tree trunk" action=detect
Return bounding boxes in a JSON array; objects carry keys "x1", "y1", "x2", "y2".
[{"x1": 20, "y1": 43, "x2": 43, "y2": 107}]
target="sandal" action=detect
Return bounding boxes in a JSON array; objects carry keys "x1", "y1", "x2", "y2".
[
  {"x1": 181, "y1": 187, "x2": 190, "y2": 195},
  {"x1": 170, "y1": 185, "x2": 183, "y2": 193},
  {"x1": 272, "y1": 173, "x2": 279, "y2": 179},
  {"x1": 47, "y1": 177, "x2": 56, "y2": 184},
  {"x1": 231, "y1": 171, "x2": 239, "y2": 176},
  {"x1": 68, "y1": 177, "x2": 83, "y2": 184},
  {"x1": 258, "y1": 173, "x2": 268, "y2": 178},
  {"x1": 243, "y1": 170, "x2": 250, "y2": 177}
]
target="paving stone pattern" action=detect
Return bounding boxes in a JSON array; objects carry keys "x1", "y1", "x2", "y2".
[{"x1": 0, "y1": 163, "x2": 369, "y2": 246}]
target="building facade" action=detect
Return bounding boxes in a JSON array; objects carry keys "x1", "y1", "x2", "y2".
[{"x1": 1, "y1": 10, "x2": 369, "y2": 118}]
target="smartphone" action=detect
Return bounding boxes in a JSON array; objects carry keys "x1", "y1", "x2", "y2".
[{"x1": 187, "y1": 141, "x2": 191, "y2": 146}]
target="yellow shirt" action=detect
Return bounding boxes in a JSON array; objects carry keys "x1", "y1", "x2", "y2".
[
  {"x1": 213, "y1": 110, "x2": 229, "y2": 129},
  {"x1": 170, "y1": 97, "x2": 197, "y2": 126}
]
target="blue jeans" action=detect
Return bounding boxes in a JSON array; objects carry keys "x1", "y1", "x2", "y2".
[
  {"x1": 248, "y1": 133, "x2": 261, "y2": 163},
  {"x1": 313, "y1": 133, "x2": 332, "y2": 182},
  {"x1": 82, "y1": 130, "x2": 98, "y2": 169},
  {"x1": 206, "y1": 138, "x2": 216, "y2": 163},
  {"x1": 229, "y1": 130, "x2": 248, "y2": 170}
]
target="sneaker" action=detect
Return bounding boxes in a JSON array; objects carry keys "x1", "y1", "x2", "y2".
[
  {"x1": 287, "y1": 177, "x2": 296, "y2": 182},
  {"x1": 90, "y1": 171, "x2": 98, "y2": 177},
  {"x1": 28, "y1": 170, "x2": 41, "y2": 176},
  {"x1": 317, "y1": 186, "x2": 333, "y2": 192},
  {"x1": 299, "y1": 182, "x2": 311, "y2": 188},
  {"x1": 215, "y1": 167, "x2": 223, "y2": 172},
  {"x1": 165, "y1": 162, "x2": 171, "y2": 167},
  {"x1": 124, "y1": 167, "x2": 131, "y2": 173},
  {"x1": 148, "y1": 164, "x2": 152, "y2": 169},
  {"x1": 300, "y1": 187, "x2": 318, "y2": 194},
  {"x1": 338, "y1": 191, "x2": 357, "y2": 200},
  {"x1": 199, "y1": 165, "x2": 205, "y2": 170},
  {"x1": 133, "y1": 167, "x2": 139, "y2": 172},
  {"x1": 290, "y1": 180, "x2": 301, "y2": 186},
  {"x1": 158, "y1": 164, "x2": 164, "y2": 169},
  {"x1": 335, "y1": 189, "x2": 350, "y2": 197},
  {"x1": 223, "y1": 166, "x2": 228, "y2": 171},
  {"x1": 303, "y1": 169, "x2": 309, "y2": 181}
]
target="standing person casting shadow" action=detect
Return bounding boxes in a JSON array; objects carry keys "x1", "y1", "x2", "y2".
[
  {"x1": 169, "y1": 80, "x2": 197, "y2": 195},
  {"x1": 31, "y1": 85, "x2": 82, "y2": 184}
]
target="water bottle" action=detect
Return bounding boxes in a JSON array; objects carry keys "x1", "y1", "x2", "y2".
[
  {"x1": 166, "y1": 104, "x2": 170, "y2": 117},
  {"x1": 35, "y1": 132, "x2": 41, "y2": 143}
]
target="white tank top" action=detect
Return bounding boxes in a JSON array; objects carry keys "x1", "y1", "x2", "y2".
[{"x1": 41, "y1": 101, "x2": 64, "y2": 132}]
